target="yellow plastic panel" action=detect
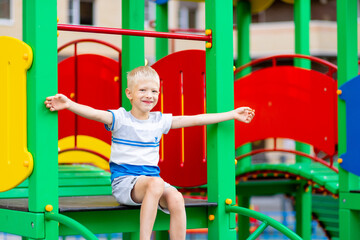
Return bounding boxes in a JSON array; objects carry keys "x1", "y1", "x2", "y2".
[
  {"x1": 0, "y1": 36, "x2": 34, "y2": 192},
  {"x1": 58, "y1": 135, "x2": 110, "y2": 170}
]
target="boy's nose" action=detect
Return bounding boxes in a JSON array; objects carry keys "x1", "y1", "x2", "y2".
[{"x1": 144, "y1": 91, "x2": 152, "y2": 98}]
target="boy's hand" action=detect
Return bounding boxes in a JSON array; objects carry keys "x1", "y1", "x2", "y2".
[
  {"x1": 234, "y1": 107, "x2": 255, "y2": 123},
  {"x1": 44, "y1": 94, "x2": 71, "y2": 111}
]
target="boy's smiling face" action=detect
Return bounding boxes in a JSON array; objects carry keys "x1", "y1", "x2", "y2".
[{"x1": 126, "y1": 78, "x2": 160, "y2": 119}]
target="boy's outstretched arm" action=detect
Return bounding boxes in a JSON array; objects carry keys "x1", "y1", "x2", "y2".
[
  {"x1": 171, "y1": 107, "x2": 255, "y2": 129},
  {"x1": 44, "y1": 94, "x2": 113, "y2": 125}
]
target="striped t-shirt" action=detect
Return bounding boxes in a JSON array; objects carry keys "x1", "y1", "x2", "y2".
[{"x1": 105, "y1": 107, "x2": 172, "y2": 181}]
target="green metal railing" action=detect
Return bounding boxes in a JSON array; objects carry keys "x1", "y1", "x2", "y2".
[
  {"x1": 45, "y1": 212, "x2": 98, "y2": 240},
  {"x1": 225, "y1": 205, "x2": 303, "y2": 240},
  {"x1": 45, "y1": 205, "x2": 302, "y2": 240}
]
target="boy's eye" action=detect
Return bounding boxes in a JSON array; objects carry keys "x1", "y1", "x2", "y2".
[{"x1": 152, "y1": 90, "x2": 159, "y2": 94}]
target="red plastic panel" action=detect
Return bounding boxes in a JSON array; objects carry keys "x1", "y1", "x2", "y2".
[
  {"x1": 234, "y1": 66, "x2": 337, "y2": 156},
  {"x1": 152, "y1": 50, "x2": 207, "y2": 187},
  {"x1": 58, "y1": 54, "x2": 121, "y2": 145}
]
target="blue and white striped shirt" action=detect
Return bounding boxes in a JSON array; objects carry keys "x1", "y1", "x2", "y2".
[{"x1": 105, "y1": 107, "x2": 172, "y2": 181}]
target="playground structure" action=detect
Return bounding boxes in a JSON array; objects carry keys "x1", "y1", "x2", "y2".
[
  {"x1": 0, "y1": 0, "x2": 360, "y2": 240},
  {"x1": 231, "y1": 1, "x2": 360, "y2": 239}
]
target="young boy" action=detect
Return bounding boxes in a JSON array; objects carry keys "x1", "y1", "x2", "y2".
[{"x1": 45, "y1": 66, "x2": 255, "y2": 240}]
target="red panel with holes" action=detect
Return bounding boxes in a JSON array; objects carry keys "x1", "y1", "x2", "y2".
[
  {"x1": 58, "y1": 54, "x2": 121, "y2": 144},
  {"x1": 152, "y1": 50, "x2": 207, "y2": 187},
  {"x1": 234, "y1": 66, "x2": 337, "y2": 156}
]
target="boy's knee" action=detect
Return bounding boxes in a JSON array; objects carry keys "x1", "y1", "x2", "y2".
[
  {"x1": 168, "y1": 191, "x2": 185, "y2": 212},
  {"x1": 146, "y1": 177, "x2": 165, "y2": 197}
]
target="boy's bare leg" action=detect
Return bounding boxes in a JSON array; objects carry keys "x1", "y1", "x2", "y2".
[
  {"x1": 132, "y1": 176, "x2": 165, "y2": 240},
  {"x1": 159, "y1": 187, "x2": 186, "y2": 240}
]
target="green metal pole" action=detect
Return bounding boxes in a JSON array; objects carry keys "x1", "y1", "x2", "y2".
[
  {"x1": 248, "y1": 222, "x2": 268, "y2": 240},
  {"x1": 337, "y1": 0, "x2": 360, "y2": 239},
  {"x1": 122, "y1": 0, "x2": 145, "y2": 110},
  {"x1": 155, "y1": 230, "x2": 169, "y2": 240},
  {"x1": 236, "y1": 0, "x2": 251, "y2": 73},
  {"x1": 155, "y1": 5, "x2": 169, "y2": 239},
  {"x1": 294, "y1": 0, "x2": 311, "y2": 164},
  {"x1": 237, "y1": 196, "x2": 250, "y2": 240},
  {"x1": 23, "y1": 0, "x2": 59, "y2": 239},
  {"x1": 121, "y1": 4, "x2": 144, "y2": 238},
  {"x1": 235, "y1": 3, "x2": 252, "y2": 239},
  {"x1": 295, "y1": 181, "x2": 312, "y2": 239},
  {"x1": 155, "y1": 3, "x2": 169, "y2": 61},
  {"x1": 235, "y1": 0, "x2": 252, "y2": 173},
  {"x1": 205, "y1": 0, "x2": 236, "y2": 239},
  {"x1": 293, "y1": 1, "x2": 312, "y2": 238},
  {"x1": 123, "y1": 232, "x2": 140, "y2": 240}
]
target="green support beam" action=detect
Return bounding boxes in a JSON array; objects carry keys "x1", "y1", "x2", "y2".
[
  {"x1": 337, "y1": 0, "x2": 360, "y2": 239},
  {"x1": 339, "y1": 209, "x2": 360, "y2": 240},
  {"x1": 340, "y1": 193, "x2": 360, "y2": 211},
  {"x1": 59, "y1": 207, "x2": 208, "y2": 236},
  {"x1": 0, "y1": 209, "x2": 45, "y2": 239},
  {"x1": 123, "y1": 232, "x2": 140, "y2": 240},
  {"x1": 294, "y1": 0, "x2": 311, "y2": 68},
  {"x1": 294, "y1": 0, "x2": 311, "y2": 164},
  {"x1": 293, "y1": 1, "x2": 312, "y2": 238},
  {"x1": 205, "y1": 0, "x2": 236, "y2": 239},
  {"x1": 236, "y1": 0, "x2": 251, "y2": 72},
  {"x1": 235, "y1": 0, "x2": 252, "y2": 173},
  {"x1": 23, "y1": 0, "x2": 59, "y2": 239},
  {"x1": 155, "y1": 3, "x2": 169, "y2": 61},
  {"x1": 337, "y1": 0, "x2": 358, "y2": 179},
  {"x1": 121, "y1": 0, "x2": 145, "y2": 110},
  {"x1": 295, "y1": 181, "x2": 312, "y2": 240},
  {"x1": 237, "y1": 196, "x2": 250, "y2": 240}
]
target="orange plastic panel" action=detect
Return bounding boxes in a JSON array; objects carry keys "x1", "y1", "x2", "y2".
[
  {"x1": 234, "y1": 66, "x2": 337, "y2": 156},
  {"x1": 152, "y1": 50, "x2": 207, "y2": 187},
  {"x1": 0, "y1": 36, "x2": 34, "y2": 192}
]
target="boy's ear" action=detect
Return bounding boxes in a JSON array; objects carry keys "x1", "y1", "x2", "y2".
[{"x1": 125, "y1": 88, "x2": 132, "y2": 101}]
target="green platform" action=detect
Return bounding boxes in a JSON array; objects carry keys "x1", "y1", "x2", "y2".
[
  {"x1": 0, "y1": 165, "x2": 216, "y2": 238},
  {"x1": 0, "y1": 165, "x2": 112, "y2": 199}
]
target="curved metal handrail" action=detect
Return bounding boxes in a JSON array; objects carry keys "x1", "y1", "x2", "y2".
[
  {"x1": 234, "y1": 54, "x2": 337, "y2": 78},
  {"x1": 59, "y1": 147, "x2": 109, "y2": 161},
  {"x1": 236, "y1": 147, "x2": 338, "y2": 173},
  {"x1": 58, "y1": 38, "x2": 122, "y2": 54},
  {"x1": 46, "y1": 212, "x2": 98, "y2": 240},
  {"x1": 225, "y1": 205, "x2": 302, "y2": 240}
]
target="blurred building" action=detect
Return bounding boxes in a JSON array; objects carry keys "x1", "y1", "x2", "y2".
[
  {"x1": 0, "y1": 0, "x2": 341, "y2": 64},
  {"x1": 0, "y1": 0, "x2": 342, "y2": 164}
]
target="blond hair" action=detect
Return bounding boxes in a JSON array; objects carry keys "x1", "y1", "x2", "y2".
[{"x1": 127, "y1": 66, "x2": 160, "y2": 89}]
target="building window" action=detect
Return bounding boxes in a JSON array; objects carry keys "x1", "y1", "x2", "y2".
[
  {"x1": 179, "y1": 2, "x2": 198, "y2": 29},
  {"x1": 145, "y1": 0, "x2": 156, "y2": 28},
  {"x1": 69, "y1": 0, "x2": 95, "y2": 25},
  {"x1": 0, "y1": 0, "x2": 12, "y2": 25}
]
